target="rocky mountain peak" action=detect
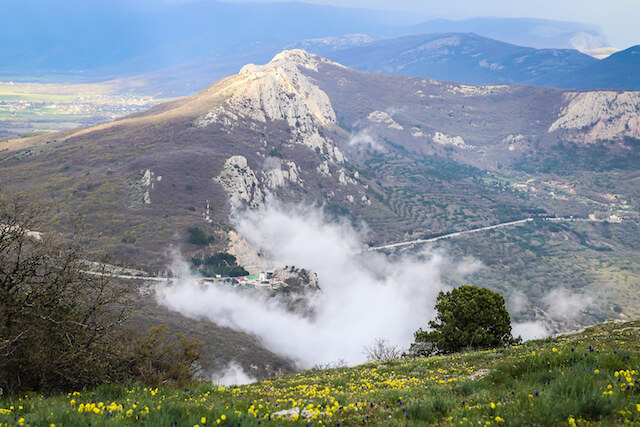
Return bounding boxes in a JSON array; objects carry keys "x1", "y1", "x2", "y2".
[
  {"x1": 240, "y1": 49, "x2": 342, "y2": 74},
  {"x1": 198, "y1": 49, "x2": 344, "y2": 162}
]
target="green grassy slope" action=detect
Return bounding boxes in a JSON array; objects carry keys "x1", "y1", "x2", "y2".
[{"x1": 2, "y1": 320, "x2": 640, "y2": 426}]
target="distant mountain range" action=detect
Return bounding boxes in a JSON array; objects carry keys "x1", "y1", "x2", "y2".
[
  {"x1": 404, "y1": 17, "x2": 611, "y2": 54},
  {"x1": 326, "y1": 33, "x2": 640, "y2": 90},
  {"x1": 4, "y1": 0, "x2": 629, "y2": 95},
  {"x1": 538, "y1": 45, "x2": 640, "y2": 90},
  {"x1": 327, "y1": 33, "x2": 597, "y2": 86}
]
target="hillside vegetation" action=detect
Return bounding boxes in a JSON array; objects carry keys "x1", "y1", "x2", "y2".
[{"x1": 2, "y1": 321, "x2": 640, "y2": 426}]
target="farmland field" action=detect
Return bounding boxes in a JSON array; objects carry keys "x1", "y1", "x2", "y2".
[{"x1": 0, "y1": 81, "x2": 166, "y2": 137}]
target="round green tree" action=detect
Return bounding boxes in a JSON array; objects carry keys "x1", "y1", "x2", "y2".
[{"x1": 411, "y1": 285, "x2": 519, "y2": 356}]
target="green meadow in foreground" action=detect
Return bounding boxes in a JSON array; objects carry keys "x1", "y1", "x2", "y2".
[{"x1": 2, "y1": 321, "x2": 640, "y2": 426}]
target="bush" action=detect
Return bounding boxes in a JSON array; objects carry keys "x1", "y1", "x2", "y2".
[
  {"x1": 0, "y1": 192, "x2": 201, "y2": 393},
  {"x1": 363, "y1": 339, "x2": 401, "y2": 363},
  {"x1": 186, "y1": 227, "x2": 213, "y2": 246},
  {"x1": 410, "y1": 285, "x2": 519, "y2": 356},
  {"x1": 191, "y1": 252, "x2": 248, "y2": 277},
  {"x1": 129, "y1": 325, "x2": 202, "y2": 385}
]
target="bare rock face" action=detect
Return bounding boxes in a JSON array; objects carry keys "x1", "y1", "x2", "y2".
[
  {"x1": 367, "y1": 110, "x2": 404, "y2": 130},
  {"x1": 194, "y1": 106, "x2": 239, "y2": 131},
  {"x1": 445, "y1": 83, "x2": 510, "y2": 97},
  {"x1": 132, "y1": 169, "x2": 161, "y2": 206},
  {"x1": 432, "y1": 131, "x2": 472, "y2": 149},
  {"x1": 549, "y1": 91, "x2": 640, "y2": 142},
  {"x1": 198, "y1": 50, "x2": 345, "y2": 163},
  {"x1": 262, "y1": 160, "x2": 304, "y2": 189},
  {"x1": 338, "y1": 168, "x2": 357, "y2": 186},
  {"x1": 227, "y1": 230, "x2": 271, "y2": 274},
  {"x1": 215, "y1": 156, "x2": 265, "y2": 213},
  {"x1": 272, "y1": 265, "x2": 320, "y2": 292},
  {"x1": 316, "y1": 160, "x2": 331, "y2": 177}
]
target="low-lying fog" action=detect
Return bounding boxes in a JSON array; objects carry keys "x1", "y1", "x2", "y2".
[{"x1": 156, "y1": 200, "x2": 558, "y2": 373}]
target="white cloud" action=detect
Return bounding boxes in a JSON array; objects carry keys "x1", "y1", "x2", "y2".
[
  {"x1": 512, "y1": 321, "x2": 549, "y2": 341},
  {"x1": 157, "y1": 201, "x2": 460, "y2": 368},
  {"x1": 543, "y1": 288, "x2": 596, "y2": 320},
  {"x1": 348, "y1": 128, "x2": 387, "y2": 153},
  {"x1": 211, "y1": 361, "x2": 257, "y2": 386}
]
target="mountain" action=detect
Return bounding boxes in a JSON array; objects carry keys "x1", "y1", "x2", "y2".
[
  {"x1": 534, "y1": 45, "x2": 640, "y2": 90},
  {"x1": 2, "y1": 50, "x2": 640, "y2": 341},
  {"x1": 1, "y1": 0, "x2": 411, "y2": 75},
  {"x1": 2, "y1": 1, "x2": 610, "y2": 77},
  {"x1": 2, "y1": 1, "x2": 620, "y2": 96},
  {"x1": 405, "y1": 17, "x2": 611, "y2": 53},
  {"x1": 327, "y1": 32, "x2": 597, "y2": 85}
]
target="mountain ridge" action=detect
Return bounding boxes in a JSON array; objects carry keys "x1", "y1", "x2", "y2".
[
  {"x1": 1, "y1": 50, "x2": 640, "y2": 336},
  {"x1": 326, "y1": 33, "x2": 640, "y2": 90}
]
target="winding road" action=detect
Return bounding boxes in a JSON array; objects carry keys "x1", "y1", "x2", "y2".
[
  {"x1": 364, "y1": 216, "x2": 609, "y2": 252},
  {"x1": 84, "y1": 216, "x2": 616, "y2": 280}
]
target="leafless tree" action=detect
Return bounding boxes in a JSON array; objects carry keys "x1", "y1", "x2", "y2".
[
  {"x1": 363, "y1": 338, "x2": 401, "y2": 363},
  {"x1": 0, "y1": 192, "x2": 129, "y2": 392},
  {"x1": 0, "y1": 191, "x2": 202, "y2": 394}
]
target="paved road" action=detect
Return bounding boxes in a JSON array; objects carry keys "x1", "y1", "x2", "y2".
[
  {"x1": 364, "y1": 216, "x2": 609, "y2": 252},
  {"x1": 80, "y1": 269, "x2": 171, "y2": 282},
  {"x1": 84, "y1": 216, "x2": 614, "y2": 279}
]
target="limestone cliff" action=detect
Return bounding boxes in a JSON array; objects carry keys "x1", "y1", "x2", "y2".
[
  {"x1": 215, "y1": 156, "x2": 265, "y2": 213},
  {"x1": 549, "y1": 91, "x2": 640, "y2": 143},
  {"x1": 197, "y1": 50, "x2": 345, "y2": 163}
]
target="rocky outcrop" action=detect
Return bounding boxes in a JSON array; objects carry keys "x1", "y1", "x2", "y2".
[
  {"x1": 432, "y1": 131, "x2": 472, "y2": 149},
  {"x1": 367, "y1": 110, "x2": 404, "y2": 130},
  {"x1": 133, "y1": 169, "x2": 161, "y2": 206},
  {"x1": 198, "y1": 50, "x2": 345, "y2": 163},
  {"x1": 216, "y1": 156, "x2": 265, "y2": 213},
  {"x1": 549, "y1": 91, "x2": 640, "y2": 142},
  {"x1": 316, "y1": 160, "x2": 331, "y2": 177},
  {"x1": 194, "y1": 106, "x2": 239, "y2": 131},
  {"x1": 338, "y1": 168, "x2": 357, "y2": 186},
  {"x1": 262, "y1": 160, "x2": 304, "y2": 189},
  {"x1": 272, "y1": 265, "x2": 320, "y2": 292},
  {"x1": 503, "y1": 134, "x2": 526, "y2": 151},
  {"x1": 411, "y1": 127, "x2": 426, "y2": 137},
  {"x1": 227, "y1": 230, "x2": 271, "y2": 274},
  {"x1": 446, "y1": 83, "x2": 510, "y2": 97}
]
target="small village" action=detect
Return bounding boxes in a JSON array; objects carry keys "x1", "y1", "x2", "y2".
[{"x1": 195, "y1": 271, "x2": 286, "y2": 290}]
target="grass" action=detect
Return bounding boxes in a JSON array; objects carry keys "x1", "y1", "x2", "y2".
[{"x1": 2, "y1": 321, "x2": 640, "y2": 426}]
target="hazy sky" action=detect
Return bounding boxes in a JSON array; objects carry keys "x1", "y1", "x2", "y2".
[{"x1": 222, "y1": 0, "x2": 640, "y2": 48}]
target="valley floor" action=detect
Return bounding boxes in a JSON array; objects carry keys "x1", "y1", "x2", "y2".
[{"x1": 2, "y1": 320, "x2": 640, "y2": 426}]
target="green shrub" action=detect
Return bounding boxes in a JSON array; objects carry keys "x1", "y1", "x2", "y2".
[
  {"x1": 186, "y1": 227, "x2": 213, "y2": 246},
  {"x1": 410, "y1": 286, "x2": 519, "y2": 356},
  {"x1": 191, "y1": 252, "x2": 248, "y2": 277}
]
